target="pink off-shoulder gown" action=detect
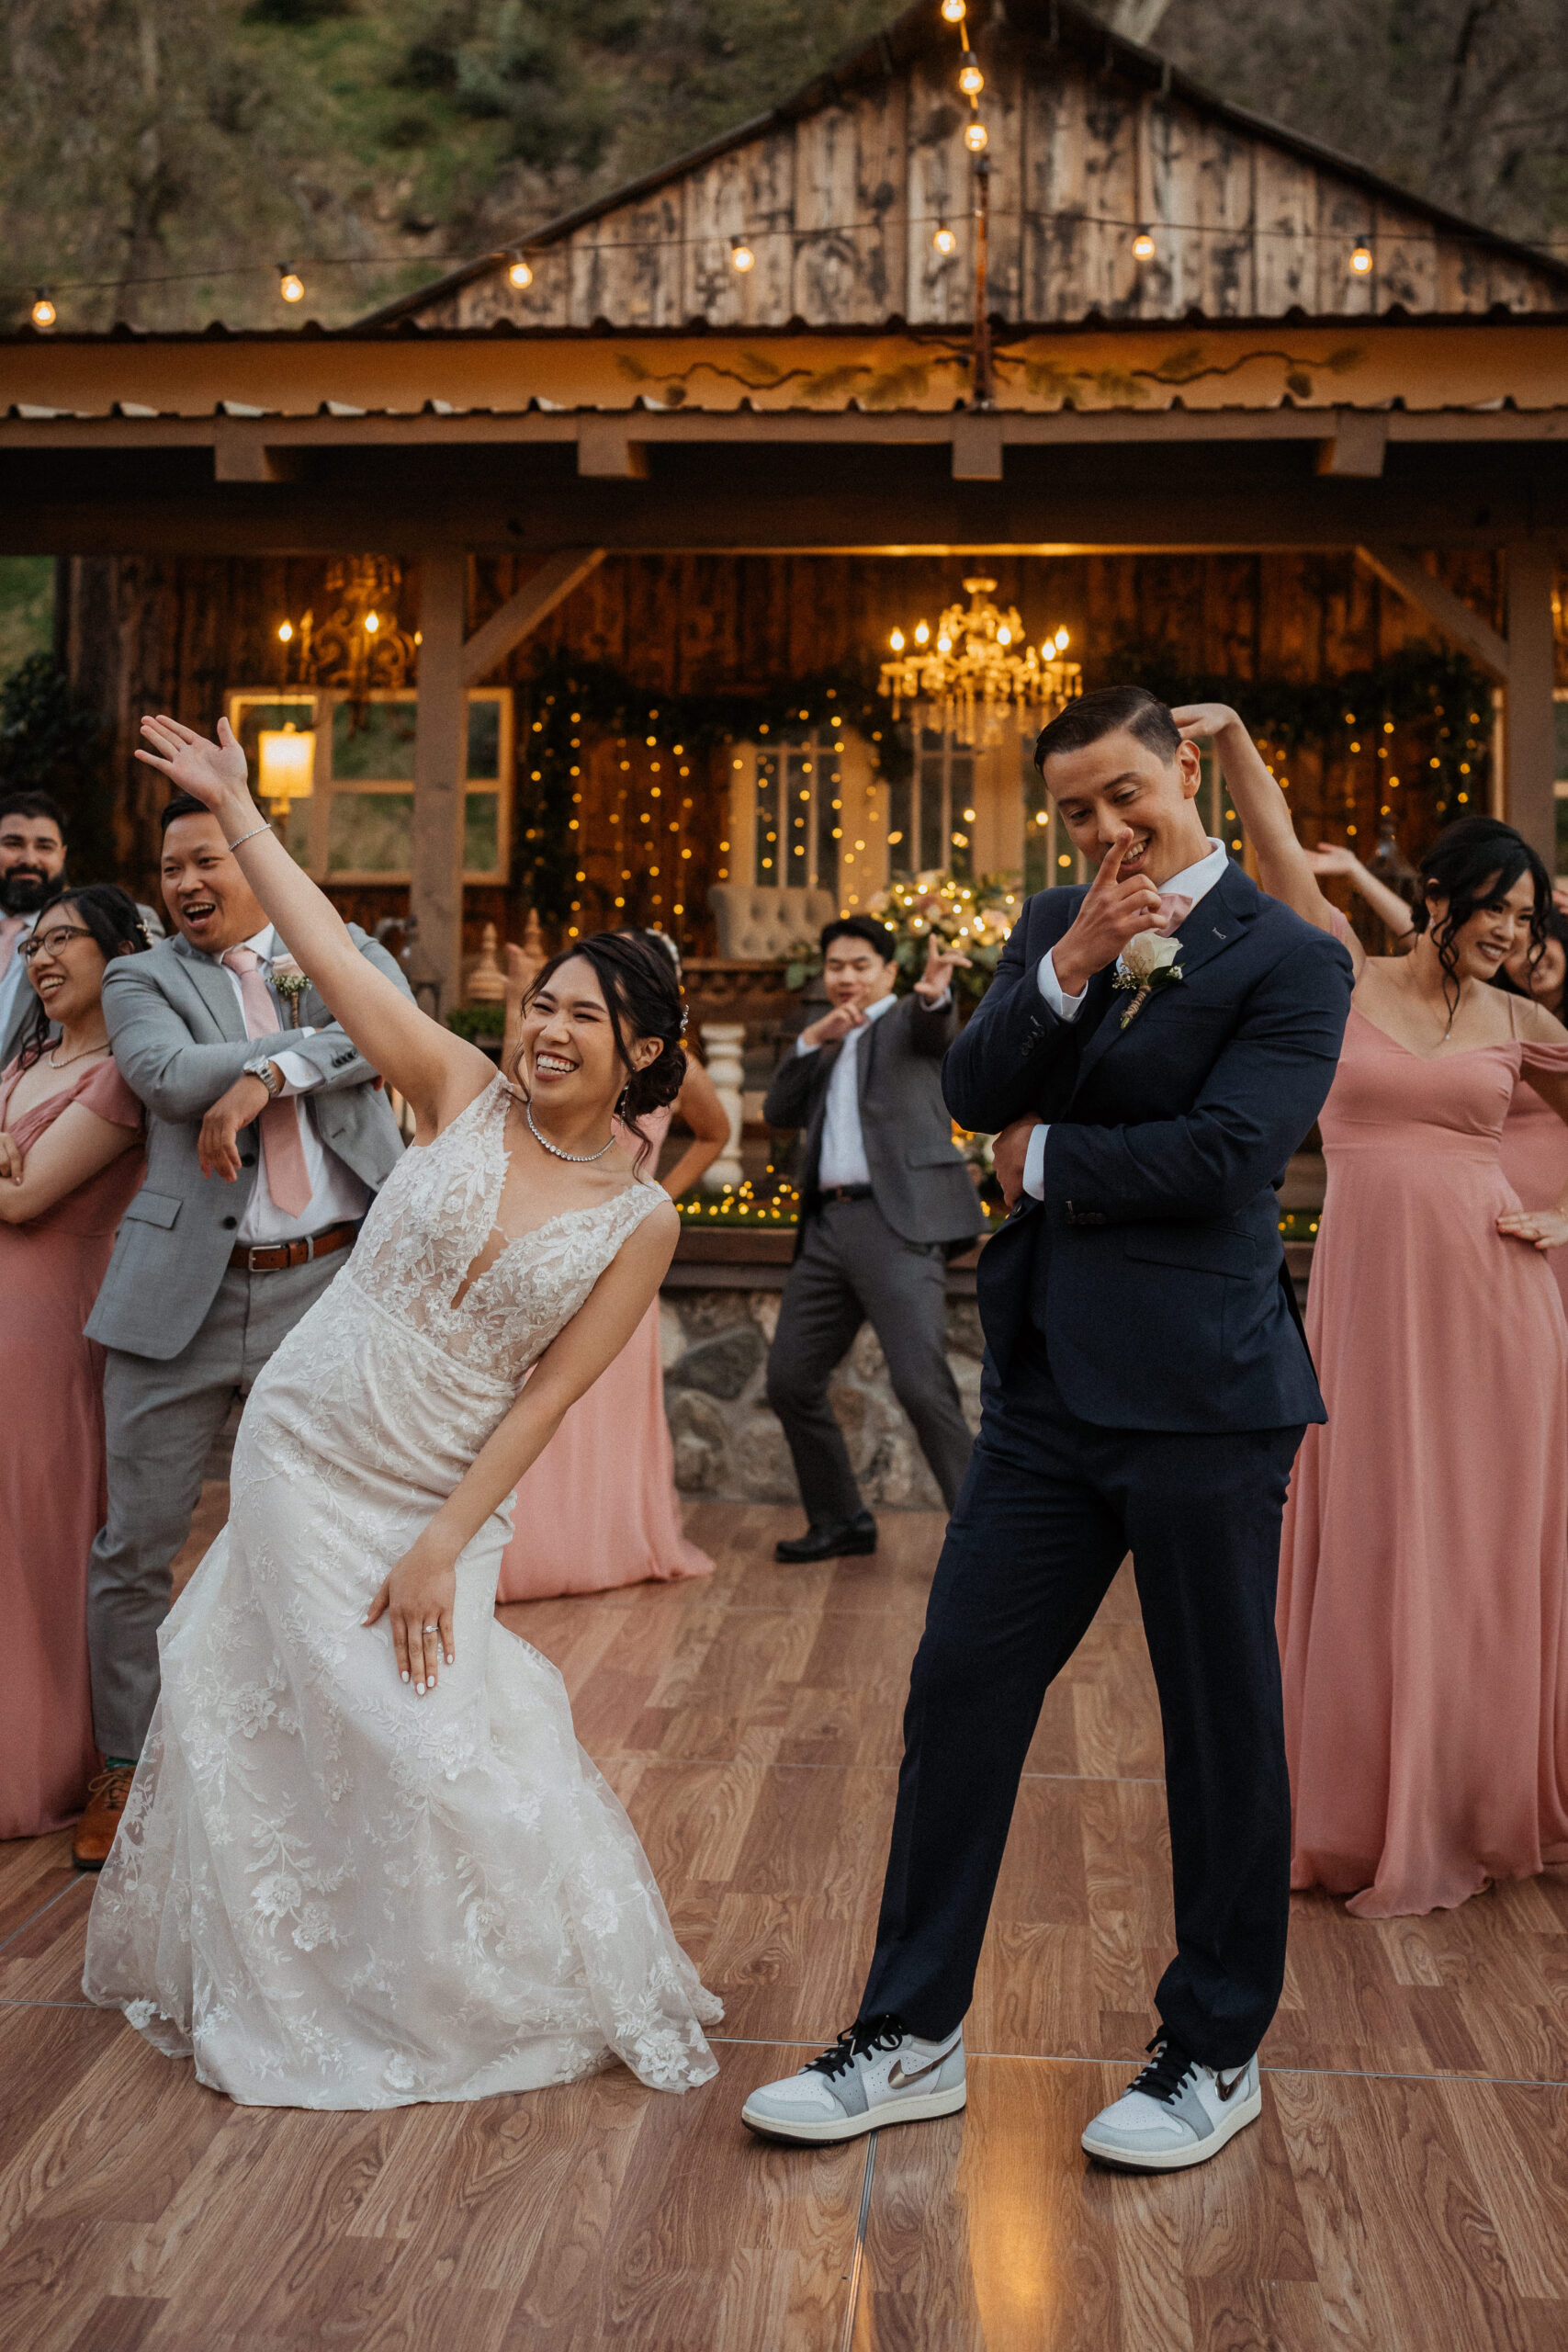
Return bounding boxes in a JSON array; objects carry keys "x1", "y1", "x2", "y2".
[
  {"x1": 1278, "y1": 1001, "x2": 1568, "y2": 1917},
  {"x1": 0, "y1": 1056, "x2": 144, "y2": 1838},
  {"x1": 1499, "y1": 1075, "x2": 1568, "y2": 1320},
  {"x1": 496, "y1": 1104, "x2": 713, "y2": 1601}
]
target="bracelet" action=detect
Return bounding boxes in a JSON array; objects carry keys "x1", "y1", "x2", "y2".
[{"x1": 227, "y1": 820, "x2": 273, "y2": 853}]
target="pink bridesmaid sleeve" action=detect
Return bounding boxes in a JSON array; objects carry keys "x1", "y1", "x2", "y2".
[{"x1": 77, "y1": 1059, "x2": 144, "y2": 1130}]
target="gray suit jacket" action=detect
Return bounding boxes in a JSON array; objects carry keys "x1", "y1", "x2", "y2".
[
  {"x1": 763, "y1": 990, "x2": 986, "y2": 1254},
  {"x1": 86, "y1": 926, "x2": 410, "y2": 1361}
]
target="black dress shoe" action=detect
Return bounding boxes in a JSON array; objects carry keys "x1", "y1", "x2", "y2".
[{"x1": 775, "y1": 1512, "x2": 878, "y2": 1564}]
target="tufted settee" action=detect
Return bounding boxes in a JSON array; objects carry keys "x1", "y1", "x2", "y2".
[{"x1": 707, "y1": 883, "x2": 839, "y2": 963}]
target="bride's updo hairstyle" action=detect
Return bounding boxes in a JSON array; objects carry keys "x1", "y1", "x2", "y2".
[
  {"x1": 515, "y1": 929, "x2": 686, "y2": 1172},
  {"x1": 1410, "y1": 816, "x2": 1550, "y2": 1016}
]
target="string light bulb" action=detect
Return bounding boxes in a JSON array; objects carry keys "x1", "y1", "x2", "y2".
[
  {"x1": 933, "y1": 222, "x2": 957, "y2": 255},
  {"x1": 277, "y1": 620, "x2": 293, "y2": 644},
  {"x1": 959, "y1": 64, "x2": 984, "y2": 96},
  {"x1": 730, "y1": 238, "x2": 755, "y2": 273},
  {"x1": 508, "y1": 254, "x2": 533, "y2": 289},
  {"x1": 29, "y1": 289, "x2": 56, "y2": 329},
  {"x1": 942, "y1": 0, "x2": 965, "y2": 18},
  {"x1": 1132, "y1": 227, "x2": 1156, "y2": 261},
  {"x1": 278, "y1": 266, "x2": 304, "y2": 304},
  {"x1": 364, "y1": 610, "x2": 379, "y2": 634},
  {"x1": 964, "y1": 121, "x2": 988, "y2": 153},
  {"x1": 1349, "y1": 243, "x2": 1373, "y2": 276}
]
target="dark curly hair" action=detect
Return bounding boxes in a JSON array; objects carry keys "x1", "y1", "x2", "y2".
[
  {"x1": 1409, "y1": 817, "x2": 1550, "y2": 1024},
  {"x1": 16, "y1": 885, "x2": 152, "y2": 1071},
  {"x1": 511, "y1": 929, "x2": 686, "y2": 1174}
]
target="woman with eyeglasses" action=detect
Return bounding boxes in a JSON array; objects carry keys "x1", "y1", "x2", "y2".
[{"x1": 0, "y1": 886, "x2": 149, "y2": 1839}]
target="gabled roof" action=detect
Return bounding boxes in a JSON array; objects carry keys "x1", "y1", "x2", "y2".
[{"x1": 357, "y1": 0, "x2": 1568, "y2": 335}]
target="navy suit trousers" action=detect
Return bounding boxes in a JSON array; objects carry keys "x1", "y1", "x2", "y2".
[{"x1": 861, "y1": 1343, "x2": 1303, "y2": 2067}]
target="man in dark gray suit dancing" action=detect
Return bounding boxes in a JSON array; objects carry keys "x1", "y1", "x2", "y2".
[{"x1": 763, "y1": 913, "x2": 985, "y2": 1563}]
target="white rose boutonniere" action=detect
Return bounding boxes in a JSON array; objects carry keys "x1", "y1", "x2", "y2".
[
  {"x1": 1112, "y1": 930, "x2": 1184, "y2": 1030},
  {"x1": 271, "y1": 954, "x2": 312, "y2": 1029}
]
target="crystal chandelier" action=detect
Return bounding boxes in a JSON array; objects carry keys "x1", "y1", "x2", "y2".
[{"x1": 879, "y1": 578, "x2": 1081, "y2": 746}]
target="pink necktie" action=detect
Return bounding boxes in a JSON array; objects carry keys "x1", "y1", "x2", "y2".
[
  {"x1": 221, "y1": 947, "x2": 312, "y2": 1218},
  {"x1": 0, "y1": 915, "x2": 26, "y2": 979},
  {"x1": 1154, "y1": 890, "x2": 1195, "y2": 936}
]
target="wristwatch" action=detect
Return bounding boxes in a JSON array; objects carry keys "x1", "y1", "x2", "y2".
[{"x1": 243, "y1": 1052, "x2": 285, "y2": 1098}]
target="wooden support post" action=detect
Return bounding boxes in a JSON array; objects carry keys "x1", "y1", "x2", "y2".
[
  {"x1": 1505, "y1": 542, "x2": 1559, "y2": 872},
  {"x1": 411, "y1": 552, "x2": 468, "y2": 1020},
  {"x1": 971, "y1": 156, "x2": 993, "y2": 411}
]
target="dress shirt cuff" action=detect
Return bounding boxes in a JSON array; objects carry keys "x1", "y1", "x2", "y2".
[
  {"x1": 1037, "y1": 948, "x2": 1088, "y2": 1022},
  {"x1": 795, "y1": 1032, "x2": 820, "y2": 1057},
  {"x1": 1022, "y1": 1122, "x2": 1050, "y2": 1201},
  {"x1": 915, "y1": 988, "x2": 953, "y2": 1012},
  {"x1": 270, "y1": 1043, "x2": 322, "y2": 1097}
]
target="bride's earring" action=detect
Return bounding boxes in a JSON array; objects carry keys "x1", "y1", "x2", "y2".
[{"x1": 616, "y1": 1084, "x2": 630, "y2": 1118}]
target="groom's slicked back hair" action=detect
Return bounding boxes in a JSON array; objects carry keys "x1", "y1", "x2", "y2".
[{"x1": 1033, "y1": 685, "x2": 1182, "y2": 776}]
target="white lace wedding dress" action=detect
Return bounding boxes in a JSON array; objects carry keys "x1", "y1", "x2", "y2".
[{"x1": 84, "y1": 1074, "x2": 721, "y2": 2109}]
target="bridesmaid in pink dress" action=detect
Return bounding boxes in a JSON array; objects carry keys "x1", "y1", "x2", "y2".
[
  {"x1": 1193, "y1": 712, "x2": 1568, "y2": 1917},
  {"x1": 496, "y1": 933, "x2": 730, "y2": 1600},
  {"x1": 1497, "y1": 907, "x2": 1568, "y2": 1321},
  {"x1": 0, "y1": 888, "x2": 148, "y2": 1839},
  {"x1": 1311, "y1": 844, "x2": 1568, "y2": 1320}
]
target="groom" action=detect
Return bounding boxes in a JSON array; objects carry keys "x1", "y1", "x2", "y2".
[{"x1": 743, "y1": 686, "x2": 1352, "y2": 2170}]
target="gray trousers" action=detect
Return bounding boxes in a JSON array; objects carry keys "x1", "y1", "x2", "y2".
[
  {"x1": 765, "y1": 1197, "x2": 974, "y2": 1526},
  {"x1": 86, "y1": 1252, "x2": 343, "y2": 1759}
]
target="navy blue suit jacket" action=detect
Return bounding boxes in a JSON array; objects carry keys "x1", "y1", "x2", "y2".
[{"x1": 944, "y1": 861, "x2": 1353, "y2": 1431}]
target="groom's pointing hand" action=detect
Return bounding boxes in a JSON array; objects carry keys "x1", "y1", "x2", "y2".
[{"x1": 1052, "y1": 827, "x2": 1164, "y2": 1000}]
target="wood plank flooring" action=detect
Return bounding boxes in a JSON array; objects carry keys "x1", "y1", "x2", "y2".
[{"x1": 3, "y1": 1498, "x2": 1564, "y2": 2349}]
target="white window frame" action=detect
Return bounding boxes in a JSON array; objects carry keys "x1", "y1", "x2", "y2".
[
  {"x1": 223, "y1": 686, "x2": 513, "y2": 884},
  {"x1": 725, "y1": 726, "x2": 889, "y2": 910}
]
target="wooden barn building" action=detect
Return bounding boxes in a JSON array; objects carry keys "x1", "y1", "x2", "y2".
[{"x1": 5, "y1": 0, "x2": 1568, "y2": 1027}]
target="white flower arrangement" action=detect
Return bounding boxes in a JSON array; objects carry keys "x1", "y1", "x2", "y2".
[{"x1": 1112, "y1": 929, "x2": 1184, "y2": 1028}]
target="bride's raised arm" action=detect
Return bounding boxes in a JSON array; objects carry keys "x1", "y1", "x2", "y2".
[
  {"x1": 135, "y1": 714, "x2": 494, "y2": 1135},
  {"x1": 1171, "y1": 702, "x2": 1364, "y2": 973}
]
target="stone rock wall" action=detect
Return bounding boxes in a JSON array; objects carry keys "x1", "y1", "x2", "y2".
[{"x1": 660, "y1": 1284, "x2": 985, "y2": 1510}]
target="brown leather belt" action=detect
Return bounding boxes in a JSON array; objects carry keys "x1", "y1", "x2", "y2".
[
  {"x1": 230, "y1": 1219, "x2": 361, "y2": 1274},
  {"x1": 819, "y1": 1184, "x2": 875, "y2": 1205}
]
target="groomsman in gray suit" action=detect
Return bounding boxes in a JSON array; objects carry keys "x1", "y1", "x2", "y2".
[
  {"x1": 763, "y1": 914, "x2": 985, "y2": 1563},
  {"x1": 73, "y1": 790, "x2": 410, "y2": 1867}
]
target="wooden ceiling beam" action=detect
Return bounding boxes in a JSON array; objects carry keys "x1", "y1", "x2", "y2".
[
  {"x1": 460, "y1": 548, "x2": 605, "y2": 684},
  {"x1": 1355, "y1": 544, "x2": 1511, "y2": 679}
]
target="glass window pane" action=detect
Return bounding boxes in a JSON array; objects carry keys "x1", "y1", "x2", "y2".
[
  {"x1": 1022, "y1": 742, "x2": 1051, "y2": 896},
  {"x1": 817, "y1": 738, "x2": 840, "y2": 898},
  {"x1": 786, "y1": 744, "x2": 812, "y2": 881},
  {"x1": 888, "y1": 771, "x2": 913, "y2": 875},
  {"x1": 328, "y1": 791, "x2": 412, "y2": 873},
  {"x1": 467, "y1": 697, "x2": 502, "y2": 781},
  {"x1": 754, "y1": 750, "x2": 779, "y2": 882},
  {"x1": 463, "y1": 791, "x2": 501, "y2": 874},
  {"x1": 333, "y1": 699, "x2": 416, "y2": 781},
  {"x1": 919, "y1": 730, "x2": 945, "y2": 872}
]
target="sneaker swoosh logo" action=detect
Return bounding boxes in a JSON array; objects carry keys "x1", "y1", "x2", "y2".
[
  {"x1": 1215, "y1": 2067, "x2": 1250, "y2": 2103},
  {"x1": 886, "y1": 2042, "x2": 960, "y2": 2089}
]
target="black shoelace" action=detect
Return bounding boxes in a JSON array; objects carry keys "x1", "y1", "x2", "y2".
[
  {"x1": 807, "y1": 2015, "x2": 906, "y2": 2081},
  {"x1": 1125, "y1": 2032, "x2": 1200, "y2": 2106}
]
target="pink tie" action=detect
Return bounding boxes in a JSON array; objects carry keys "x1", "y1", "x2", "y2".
[
  {"x1": 0, "y1": 915, "x2": 26, "y2": 979},
  {"x1": 221, "y1": 947, "x2": 312, "y2": 1218},
  {"x1": 1154, "y1": 891, "x2": 1195, "y2": 936}
]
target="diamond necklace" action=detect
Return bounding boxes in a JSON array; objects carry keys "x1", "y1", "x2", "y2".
[{"x1": 524, "y1": 1094, "x2": 615, "y2": 1164}]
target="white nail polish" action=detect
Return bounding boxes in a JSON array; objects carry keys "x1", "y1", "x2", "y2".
[{"x1": 401, "y1": 1670, "x2": 410, "y2": 1682}]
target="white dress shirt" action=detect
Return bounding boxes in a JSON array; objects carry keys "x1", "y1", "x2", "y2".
[
  {"x1": 796, "y1": 988, "x2": 901, "y2": 1189},
  {"x1": 218, "y1": 924, "x2": 372, "y2": 1244},
  {"x1": 1022, "y1": 839, "x2": 1231, "y2": 1202}
]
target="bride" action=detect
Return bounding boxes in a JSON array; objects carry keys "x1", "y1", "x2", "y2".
[{"x1": 84, "y1": 713, "x2": 721, "y2": 2108}]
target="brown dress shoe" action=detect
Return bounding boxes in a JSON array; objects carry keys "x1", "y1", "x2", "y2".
[{"x1": 73, "y1": 1762, "x2": 137, "y2": 1871}]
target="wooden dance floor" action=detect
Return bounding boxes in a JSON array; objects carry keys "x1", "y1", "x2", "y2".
[{"x1": 4, "y1": 1499, "x2": 1566, "y2": 2350}]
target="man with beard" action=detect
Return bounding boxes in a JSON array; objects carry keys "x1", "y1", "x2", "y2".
[
  {"x1": 0, "y1": 792, "x2": 164, "y2": 1069},
  {"x1": 0, "y1": 792, "x2": 68, "y2": 1067}
]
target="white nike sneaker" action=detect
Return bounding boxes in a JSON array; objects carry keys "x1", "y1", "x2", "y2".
[
  {"x1": 741, "y1": 2017, "x2": 966, "y2": 2144},
  {"x1": 1080, "y1": 2034, "x2": 1263, "y2": 2172}
]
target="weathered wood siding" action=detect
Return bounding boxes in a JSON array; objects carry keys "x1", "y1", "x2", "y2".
[{"x1": 420, "y1": 31, "x2": 1562, "y2": 335}]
